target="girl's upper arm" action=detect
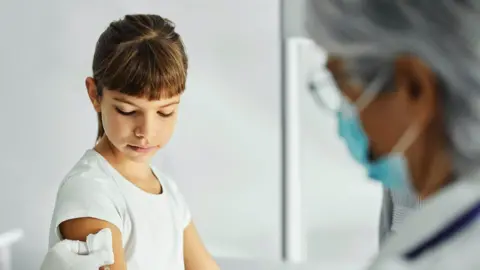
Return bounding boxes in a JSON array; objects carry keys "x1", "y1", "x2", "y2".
[{"x1": 59, "y1": 217, "x2": 127, "y2": 270}]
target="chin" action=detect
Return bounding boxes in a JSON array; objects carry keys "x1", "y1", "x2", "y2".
[
  {"x1": 123, "y1": 151, "x2": 152, "y2": 163},
  {"x1": 128, "y1": 155, "x2": 153, "y2": 164}
]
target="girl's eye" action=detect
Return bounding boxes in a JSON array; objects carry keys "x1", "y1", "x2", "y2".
[
  {"x1": 115, "y1": 108, "x2": 135, "y2": 116},
  {"x1": 115, "y1": 107, "x2": 174, "y2": 117},
  {"x1": 158, "y1": 111, "x2": 175, "y2": 118}
]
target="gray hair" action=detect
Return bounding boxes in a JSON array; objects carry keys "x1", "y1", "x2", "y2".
[{"x1": 306, "y1": 0, "x2": 480, "y2": 174}]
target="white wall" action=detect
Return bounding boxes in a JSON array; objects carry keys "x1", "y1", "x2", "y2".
[
  {"x1": 282, "y1": 0, "x2": 308, "y2": 37},
  {"x1": 0, "y1": 0, "x2": 282, "y2": 268}
]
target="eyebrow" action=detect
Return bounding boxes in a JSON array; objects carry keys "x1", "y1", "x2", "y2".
[{"x1": 113, "y1": 97, "x2": 180, "y2": 108}]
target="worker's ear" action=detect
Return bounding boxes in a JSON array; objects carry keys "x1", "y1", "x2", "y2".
[{"x1": 393, "y1": 54, "x2": 438, "y2": 131}]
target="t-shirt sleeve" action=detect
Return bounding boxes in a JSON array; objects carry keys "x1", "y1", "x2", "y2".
[
  {"x1": 51, "y1": 175, "x2": 124, "y2": 241},
  {"x1": 176, "y1": 187, "x2": 192, "y2": 229},
  {"x1": 161, "y1": 173, "x2": 191, "y2": 229}
]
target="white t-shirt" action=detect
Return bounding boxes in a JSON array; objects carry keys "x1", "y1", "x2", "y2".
[{"x1": 48, "y1": 149, "x2": 191, "y2": 270}]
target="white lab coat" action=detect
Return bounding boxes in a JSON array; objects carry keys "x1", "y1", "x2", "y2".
[{"x1": 368, "y1": 170, "x2": 480, "y2": 269}]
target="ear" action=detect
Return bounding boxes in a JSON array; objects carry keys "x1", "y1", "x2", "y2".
[
  {"x1": 393, "y1": 55, "x2": 438, "y2": 128},
  {"x1": 85, "y1": 77, "x2": 101, "y2": 112}
]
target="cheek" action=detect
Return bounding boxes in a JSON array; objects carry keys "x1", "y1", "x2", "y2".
[
  {"x1": 360, "y1": 105, "x2": 407, "y2": 156},
  {"x1": 102, "y1": 112, "x2": 132, "y2": 140},
  {"x1": 156, "y1": 119, "x2": 177, "y2": 142}
]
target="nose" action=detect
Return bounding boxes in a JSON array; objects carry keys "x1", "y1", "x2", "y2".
[{"x1": 134, "y1": 114, "x2": 157, "y2": 141}]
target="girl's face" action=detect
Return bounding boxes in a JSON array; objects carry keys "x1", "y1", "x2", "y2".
[{"x1": 86, "y1": 78, "x2": 180, "y2": 163}]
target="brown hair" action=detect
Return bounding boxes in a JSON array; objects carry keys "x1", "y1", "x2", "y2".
[{"x1": 91, "y1": 14, "x2": 188, "y2": 142}]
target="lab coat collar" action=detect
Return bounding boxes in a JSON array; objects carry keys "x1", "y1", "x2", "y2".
[{"x1": 378, "y1": 169, "x2": 480, "y2": 257}]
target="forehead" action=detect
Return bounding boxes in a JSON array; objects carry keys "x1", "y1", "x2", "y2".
[{"x1": 104, "y1": 89, "x2": 180, "y2": 107}]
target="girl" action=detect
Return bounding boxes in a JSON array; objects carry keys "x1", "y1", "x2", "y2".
[{"x1": 48, "y1": 14, "x2": 219, "y2": 270}]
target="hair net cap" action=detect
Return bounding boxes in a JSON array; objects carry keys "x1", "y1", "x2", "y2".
[{"x1": 305, "y1": 0, "x2": 480, "y2": 173}]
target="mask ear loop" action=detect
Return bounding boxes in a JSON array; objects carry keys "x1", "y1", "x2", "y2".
[
  {"x1": 355, "y1": 70, "x2": 390, "y2": 112},
  {"x1": 338, "y1": 70, "x2": 390, "y2": 120},
  {"x1": 392, "y1": 123, "x2": 421, "y2": 154}
]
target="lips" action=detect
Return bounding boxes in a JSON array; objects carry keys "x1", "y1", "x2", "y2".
[
  {"x1": 128, "y1": 145, "x2": 157, "y2": 153},
  {"x1": 130, "y1": 145, "x2": 154, "y2": 149}
]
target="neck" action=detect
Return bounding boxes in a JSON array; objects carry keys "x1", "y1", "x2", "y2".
[
  {"x1": 94, "y1": 137, "x2": 152, "y2": 179},
  {"x1": 408, "y1": 134, "x2": 453, "y2": 200}
]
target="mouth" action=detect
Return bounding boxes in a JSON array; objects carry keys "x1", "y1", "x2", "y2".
[{"x1": 128, "y1": 145, "x2": 158, "y2": 153}]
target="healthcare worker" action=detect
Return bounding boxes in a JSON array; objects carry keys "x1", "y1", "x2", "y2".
[
  {"x1": 40, "y1": 228, "x2": 114, "y2": 270},
  {"x1": 306, "y1": 0, "x2": 480, "y2": 269}
]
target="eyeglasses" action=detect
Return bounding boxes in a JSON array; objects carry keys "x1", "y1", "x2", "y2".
[
  {"x1": 308, "y1": 65, "x2": 390, "y2": 115},
  {"x1": 307, "y1": 69, "x2": 343, "y2": 113}
]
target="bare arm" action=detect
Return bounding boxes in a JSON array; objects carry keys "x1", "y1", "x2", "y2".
[
  {"x1": 59, "y1": 217, "x2": 127, "y2": 270},
  {"x1": 183, "y1": 221, "x2": 220, "y2": 270}
]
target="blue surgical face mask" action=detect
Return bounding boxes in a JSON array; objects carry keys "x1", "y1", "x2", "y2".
[{"x1": 336, "y1": 87, "x2": 417, "y2": 192}]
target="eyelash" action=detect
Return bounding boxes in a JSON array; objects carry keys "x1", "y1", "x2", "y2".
[{"x1": 115, "y1": 108, "x2": 175, "y2": 117}]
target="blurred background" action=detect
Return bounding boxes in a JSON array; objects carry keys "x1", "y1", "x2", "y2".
[{"x1": 0, "y1": 0, "x2": 382, "y2": 269}]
